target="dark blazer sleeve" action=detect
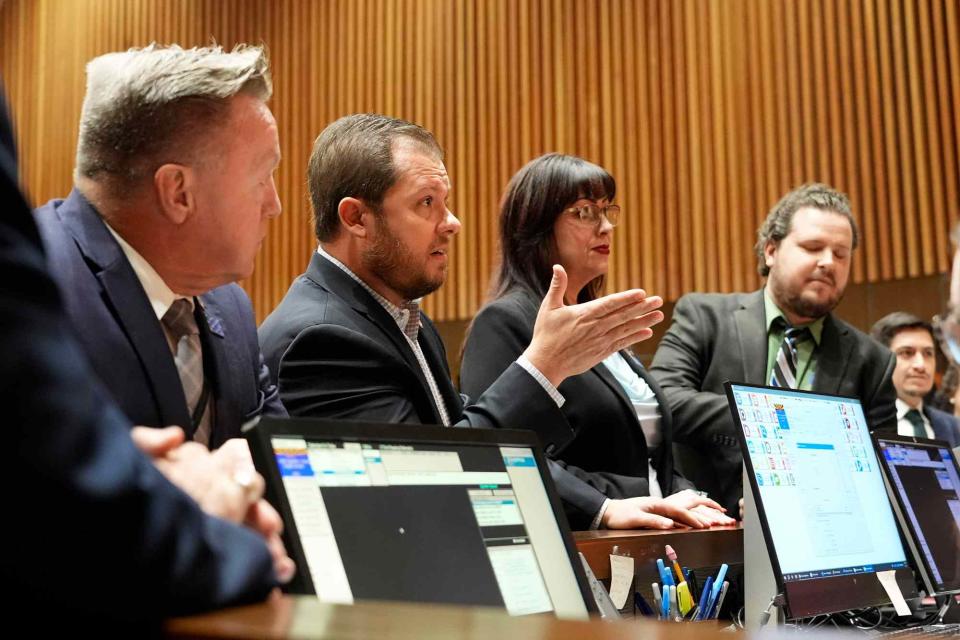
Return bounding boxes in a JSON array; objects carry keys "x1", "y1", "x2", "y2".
[
  {"x1": 1, "y1": 103, "x2": 274, "y2": 624},
  {"x1": 272, "y1": 320, "x2": 434, "y2": 423},
  {"x1": 274, "y1": 315, "x2": 567, "y2": 430},
  {"x1": 863, "y1": 348, "x2": 898, "y2": 433},
  {"x1": 649, "y1": 294, "x2": 733, "y2": 449},
  {"x1": 227, "y1": 285, "x2": 287, "y2": 421},
  {"x1": 461, "y1": 295, "x2": 645, "y2": 530}
]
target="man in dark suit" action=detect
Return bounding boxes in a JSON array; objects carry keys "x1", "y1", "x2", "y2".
[
  {"x1": 1, "y1": 85, "x2": 291, "y2": 627},
  {"x1": 871, "y1": 312, "x2": 960, "y2": 447},
  {"x1": 33, "y1": 45, "x2": 285, "y2": 448},
  {"x1": 651, "y1": 183, "x2": 897, "y2": 514},
  {"x1": 259, "y1": 114, "x2": 665, "y2": 525}
]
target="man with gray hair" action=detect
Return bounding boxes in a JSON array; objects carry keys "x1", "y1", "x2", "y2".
[
  {"x1": 34, "y1": 44, "x2": 286, "y2": 448},
  {"x1": 651, "y1": 183, "x2": 897, "y2": 514}
]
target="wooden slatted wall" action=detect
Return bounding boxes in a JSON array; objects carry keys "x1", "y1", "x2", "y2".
[{"x1": 2, "y1": 0, "x2": 959, "y2": 322}]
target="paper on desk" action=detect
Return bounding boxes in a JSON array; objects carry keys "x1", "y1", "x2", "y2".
[
  {"x1": 877, "y1": 570, "x2": 911, "y2": 616},
  {"x1": 608, "y1": 554, "x2": 634, "y2": 609}
]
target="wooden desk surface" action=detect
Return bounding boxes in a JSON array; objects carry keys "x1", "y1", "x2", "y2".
[
  {"x1": 574, "y1": 524, "x2": 743, "y2": 580},
  {"x1": 167, "y1": 527, "x2": 744, "y2": 638},
  {"x1": 167, "y1": 596, "x2": 733, "y2": 639}
]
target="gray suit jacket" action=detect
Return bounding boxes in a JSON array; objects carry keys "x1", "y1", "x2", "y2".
[{"x1": 650, "y1": 289, "x2": 897, "y2": 513}]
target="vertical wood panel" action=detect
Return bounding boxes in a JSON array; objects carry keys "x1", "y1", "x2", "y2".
[{"x1": 2, "y1": 0, "x2": 959, "y2": 322}]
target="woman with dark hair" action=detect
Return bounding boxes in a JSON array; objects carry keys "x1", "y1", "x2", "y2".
[{"x1": 461, "y1": 153, "x2": 732, "y2": 530}]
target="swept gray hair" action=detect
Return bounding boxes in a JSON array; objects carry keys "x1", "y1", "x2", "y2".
[{"x1": 75, "y1": 43, "x2": 271, "y2": 192}]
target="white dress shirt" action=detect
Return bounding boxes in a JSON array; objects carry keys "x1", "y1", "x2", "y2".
[
  {"x1": 896, "y1": 397, "x2": 935, "y2": 439},
  {"x1": 105, "y1": 224, "x2": 212, "y2": 445}
]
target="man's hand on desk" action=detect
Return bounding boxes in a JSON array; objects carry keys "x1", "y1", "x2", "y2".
[
  {"x1": 601, "y1": 490, "x2": 734, "y2": 530},
  {"x1": 131, "y1": 427, "x2": 296, "y2": 584}
]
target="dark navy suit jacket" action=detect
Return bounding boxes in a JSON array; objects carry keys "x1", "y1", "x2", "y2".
[
  {"x1": 1, "y1": 91, "x2": 274, "y2": 627},
  {"x1": 926, "y1": 404, "x2": 960, "y2": 448},
  {"x1": 33, "y1": 189, "x2": 285, "y2": 447}
]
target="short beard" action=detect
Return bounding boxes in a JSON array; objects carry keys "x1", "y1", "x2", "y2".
[
  {"x1": 782, "y1": 291, "x2": 841, "y2": 321},
  {"x1": 362, "y1": 215, "x2": 444, "y2": 301},
  {"x1": 769, "y1": 276, "x2": 844, "y2": 322}
]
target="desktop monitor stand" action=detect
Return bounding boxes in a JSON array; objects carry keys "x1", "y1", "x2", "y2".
[{"x1": 743, "y1": 465, "x2": 785, "y2": 631}]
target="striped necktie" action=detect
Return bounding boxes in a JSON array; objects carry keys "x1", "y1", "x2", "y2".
[
  {"x1": 769, "y1": 320, "x2": 811, "y2": 389},
  {"x1": 162, "y1": 298, "x2": 209, "y2": 443}
]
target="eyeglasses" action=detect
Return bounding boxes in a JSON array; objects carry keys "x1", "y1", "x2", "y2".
[{"x1": 564, "y1": 203, "x2": 621, "y2": 227}]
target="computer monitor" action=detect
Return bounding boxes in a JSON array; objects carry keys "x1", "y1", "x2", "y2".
[
  {"x1": 726, "y1": 382, "x2": 916, "y2": 618},
  {"x1": 245, "y1": 417, "x2": 592, "y2": 620},
  {"x1": 874, "y1": 434, "x2": 960, "y2": 597}
]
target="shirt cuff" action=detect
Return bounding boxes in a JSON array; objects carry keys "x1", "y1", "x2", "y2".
[
  {"x1": 516, "y1": 355, "x2": 565, "y2": 408},
  {"x1": 590, "y1": 498, "x2": 611, "y2": 530}
]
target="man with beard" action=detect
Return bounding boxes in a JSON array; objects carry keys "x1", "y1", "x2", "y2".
[
  {"x1": 650, "y1": 183, "x2": 897, "y2": 514},
  {"x1": 259, "y1": 113, "x2": 676, "y2": 526}
]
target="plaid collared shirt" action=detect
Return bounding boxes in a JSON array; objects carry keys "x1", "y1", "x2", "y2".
[{"x1": 317, "y1": 247, "x2": 452, "y2": 425}]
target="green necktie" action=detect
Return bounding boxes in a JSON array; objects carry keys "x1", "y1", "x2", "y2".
[{"x1": 904, "y1": 409, "x2": 927, "y2": 438}]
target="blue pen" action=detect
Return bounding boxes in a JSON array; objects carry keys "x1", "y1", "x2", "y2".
[
  {"x1": 656, "y1": 559, "x2": 669, "y2": 586},
  {"x1": 661, "y1": 583, "x2": 671, "y2": 620},
  {"x1": 695, "y1": 575, "x2": 713, "y2": 621},
  {"x1": 704, "y1": 564, "x2": 728, "y2": 618}
]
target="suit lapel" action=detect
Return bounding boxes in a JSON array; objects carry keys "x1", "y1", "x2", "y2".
[
  {"x1": 620, "y1": 351, "x2": 676, "y2": 489},
  {"x1": 307, "y1": 252, "x2": 447, "y2": 422},
  {"x1": 924, "y1": 407, "x2": 950, "y2": 443},
  {"x1": 734, "y1": 290, "x2": 768, "y2": 384},
  {"x1": 307, "y1": 254, "x2": 422, "y2": 368},
  {"x1": 61, "y1": 190, "x2": 191, "y2": 429},
  {"x1": 811, "y1": 315, "x2": 852, "y2": 395},
  {"x1": 590, "y1": 353, "x2": 638, "y2": 425},
  {"x1": 197, "y1": 294, "x2": 232, "y2": 446}
]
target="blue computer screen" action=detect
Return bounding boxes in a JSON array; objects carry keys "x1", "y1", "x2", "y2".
[{"x1": 731, "y1": 385, "x2": 908, "y2": 582}]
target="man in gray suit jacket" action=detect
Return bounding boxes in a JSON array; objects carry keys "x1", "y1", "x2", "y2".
[{"x1": 651, "y1": 184, "x2": 897, "y2": 514}]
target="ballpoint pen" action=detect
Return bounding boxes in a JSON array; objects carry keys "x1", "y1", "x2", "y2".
[
  {"x1": 652, "y1": 582, "x2": 662, "y2": 618},
  {"x1": 711, "y1": 581, "x2": 730, "y2": 619},
  {"x1": 656, "y1": 558, "x2": 674, "y2": 587},
  {"x1": 695, "y1": 576, "x2": 713, "y2": 621},
  {"x1": 703, "y1": 564, "x2": 728, "y2": 620}
]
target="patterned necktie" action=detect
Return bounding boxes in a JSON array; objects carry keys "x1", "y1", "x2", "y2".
[
  {"x1": 769, "y1": 319, "x2": 811, "y2": 389},
  {"x1": 400, "y1": 301, "x2": 421, "y2": 341},
  {"x1": 904, "y1": 409, "x2": 927, "y2": 438},
  {"x1": 162, "y1": 298, "x2": 207, "y2": 441}
]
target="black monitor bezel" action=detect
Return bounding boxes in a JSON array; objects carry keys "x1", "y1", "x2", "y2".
[
  {"x1": 243, "y1": 416, "x2": 596, "y2": 616},
  {"x1": 872, "y1": 432, "x2": 960, "y2": 597},
  {"x1": 725, "y1": 381, "x2": 917, "y2": 618}
]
